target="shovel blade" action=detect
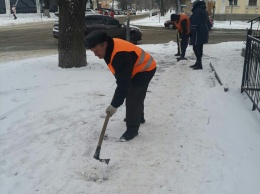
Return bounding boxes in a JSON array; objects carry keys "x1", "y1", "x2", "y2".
[
  {"x1": 99, "y1": 159, "x2": 110, "y2": 165},
  {"x1": 93, "y1": 146, "x2": 110, "y2": 165}
]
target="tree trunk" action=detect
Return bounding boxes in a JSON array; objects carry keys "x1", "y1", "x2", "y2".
[
  {"x1": 160, "y1": 0, "x2": 165, "y2": 16},
  {"x1": 175, "y1": 0, "x2": 181, "y2": 14},
  {"x1": 57, "y1": 0, "x2": 87, "y2": 68},
  {"x1": 43, "y1": 0, "x2": 50, "y2": 17}
]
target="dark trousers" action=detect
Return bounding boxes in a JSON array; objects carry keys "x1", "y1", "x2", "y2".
[
  {"x1": 125, "y1": 68, "x2": 156, "y2": 132},
  {"x1": 193, "y1": 45, "x2": 203, "y2": 62},
  {"x1": 177, "y1": 34, "x2": 189, "y2": 58}
]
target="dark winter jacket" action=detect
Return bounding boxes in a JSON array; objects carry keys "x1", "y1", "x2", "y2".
[
  {"x1": 104, "y1": 36, "x2": 156, "y2": 108},
  {"x1": 189, "y1": 1, "x2": 209, "y2": 45}
]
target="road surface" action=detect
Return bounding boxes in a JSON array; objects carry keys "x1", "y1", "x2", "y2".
[{"x1": 0, "y1": 14, "x2": 247, "y2": 62}]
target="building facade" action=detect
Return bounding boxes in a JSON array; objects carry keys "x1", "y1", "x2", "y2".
[
  {"x1": 182, "y1": 0, "x2": 259, "y2": 21},
  {"x1": 208, "y1": 0, "x2": 259, "y2": 20}
]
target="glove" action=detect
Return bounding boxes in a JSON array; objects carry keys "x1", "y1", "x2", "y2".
[{"x1": 106, "y1": 105, "x2": 117, "y2": 117}]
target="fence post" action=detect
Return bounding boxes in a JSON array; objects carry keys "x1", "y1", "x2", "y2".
[{"x1": 241, "y1": 29, "x2": 252, "y2": 93}]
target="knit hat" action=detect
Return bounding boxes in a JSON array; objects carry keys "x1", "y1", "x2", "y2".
[
  {"x1": 171, "y1": 14, "x2": 179, "y2": 22},
  {"x1": 85, "y1": 30, "x2": 108, "y2": 49}
]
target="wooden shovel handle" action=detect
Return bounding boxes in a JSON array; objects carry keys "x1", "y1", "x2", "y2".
[{"x1": 97, "y1": 113, "x2": 110, "y2": 147}]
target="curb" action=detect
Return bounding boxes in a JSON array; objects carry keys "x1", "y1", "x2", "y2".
[{"x1": 209, "y1": 62, "x2": 229, "y2": 92}]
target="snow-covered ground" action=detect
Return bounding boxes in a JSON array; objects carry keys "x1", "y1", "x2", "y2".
[
  {"x1": 0, "y1": 11, "x2": 260, "y2": 194},
  {"x1": 0, "y1": 13, "x2": 57, "y2": 26}
]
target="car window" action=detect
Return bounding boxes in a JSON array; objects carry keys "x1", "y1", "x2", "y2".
[
  {"x1": 86, "y1": 17, "x2": 104, "y2": 24},
  {"x1": 103, "y1": 18, "x2": 119, "y2": 26}
]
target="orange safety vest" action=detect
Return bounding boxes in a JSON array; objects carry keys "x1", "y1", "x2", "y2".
[
  {"x1": 107, "y1": 38, "x2": 156, "y2": 78},
  {"x1": 174, "y1": 14, "x2": 190, "y2": 35}
]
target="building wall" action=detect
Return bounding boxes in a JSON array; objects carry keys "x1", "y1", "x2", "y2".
[
  {"x1": 215, "y1": 0, "x2": 259, "y2": 14},
  {"x1": 182, "y1": 0, "x2": 218, "y2": 16},
  {"x1": 181, "y1": 0, "x2": 193, "y2": 15},
  {"x1": 213, "y1": 0, "x2": 259, "y2": 20}
]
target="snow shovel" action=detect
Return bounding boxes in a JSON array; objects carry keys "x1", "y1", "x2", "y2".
[
  {"x1": 177, "y1": 31, "x2": 182, "y2": 56},
  {"x1": 93, "y1": 113, "x2": 110, "y2": 165},
  {"x1": 176, "y1": 31, "x2": 187, "y2": 61}
]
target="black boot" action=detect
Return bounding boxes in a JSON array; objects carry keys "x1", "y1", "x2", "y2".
[
  {"x1": 193, "y1": 62, "x2": 203, "y2": 70},
  {"x1": 177, "y1": 56, "x2": 187, "y2": 61},
  {"x1": 174, "y1": 53, "x2": 180, "y2": 56},
  {"x1": 190, "y1": 62, "x2": 198, "y2": 68},
  {"x1": 120, "y1": 129, "x2": 139, "y2": 141}
]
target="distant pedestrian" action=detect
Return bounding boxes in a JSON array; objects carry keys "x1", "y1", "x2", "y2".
[
  {"x1": 189, "y1": 0, "x2": 210, "y2": 70},
  {"x1": 171, "y1": 13, "x2": 190, "y2": 61},
  {"x1": 11, "y1": 5, "x2": 17, "y2": 20},
  {"x1": 109, "y1": 10, "x2": 115, "y2": 18}
]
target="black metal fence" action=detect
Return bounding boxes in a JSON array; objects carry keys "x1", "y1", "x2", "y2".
[{"x1": 241, "y1": 16, "x2": 260, "y2": 113}]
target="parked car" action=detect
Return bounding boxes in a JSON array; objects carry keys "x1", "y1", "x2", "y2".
[
  {"x1": 114, "y1": 9, "x2": 124, "y2": 15},
  {"x1": 53, "y1": 14, "x2": 142, "y2": 44},
  {"x1": 98, "y1": 8, "x2": 115, "y2": 17},
  {"x1": 151, "y1": 9, "x2": 158, "y2": 16},
  {"x1": 128, "y1": 9, "x2": 136, "y2": 15},
  {"x1": 164, "y1": 20, "x2": 177, "y2": 29},
  {"x1": 122, "y1": 9, "x2": 136, "y2": 15},
  {"x1": 164, "y1": 16, "x2": 214, "y2": 30}
]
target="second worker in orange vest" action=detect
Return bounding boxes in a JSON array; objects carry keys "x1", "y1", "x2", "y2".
[
  {"x1": 171, "y1": 13, "x2": 190, "y2": 61},
  {"x1": 85, "y1": 31, "x2": 156, "y2": 141}
]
